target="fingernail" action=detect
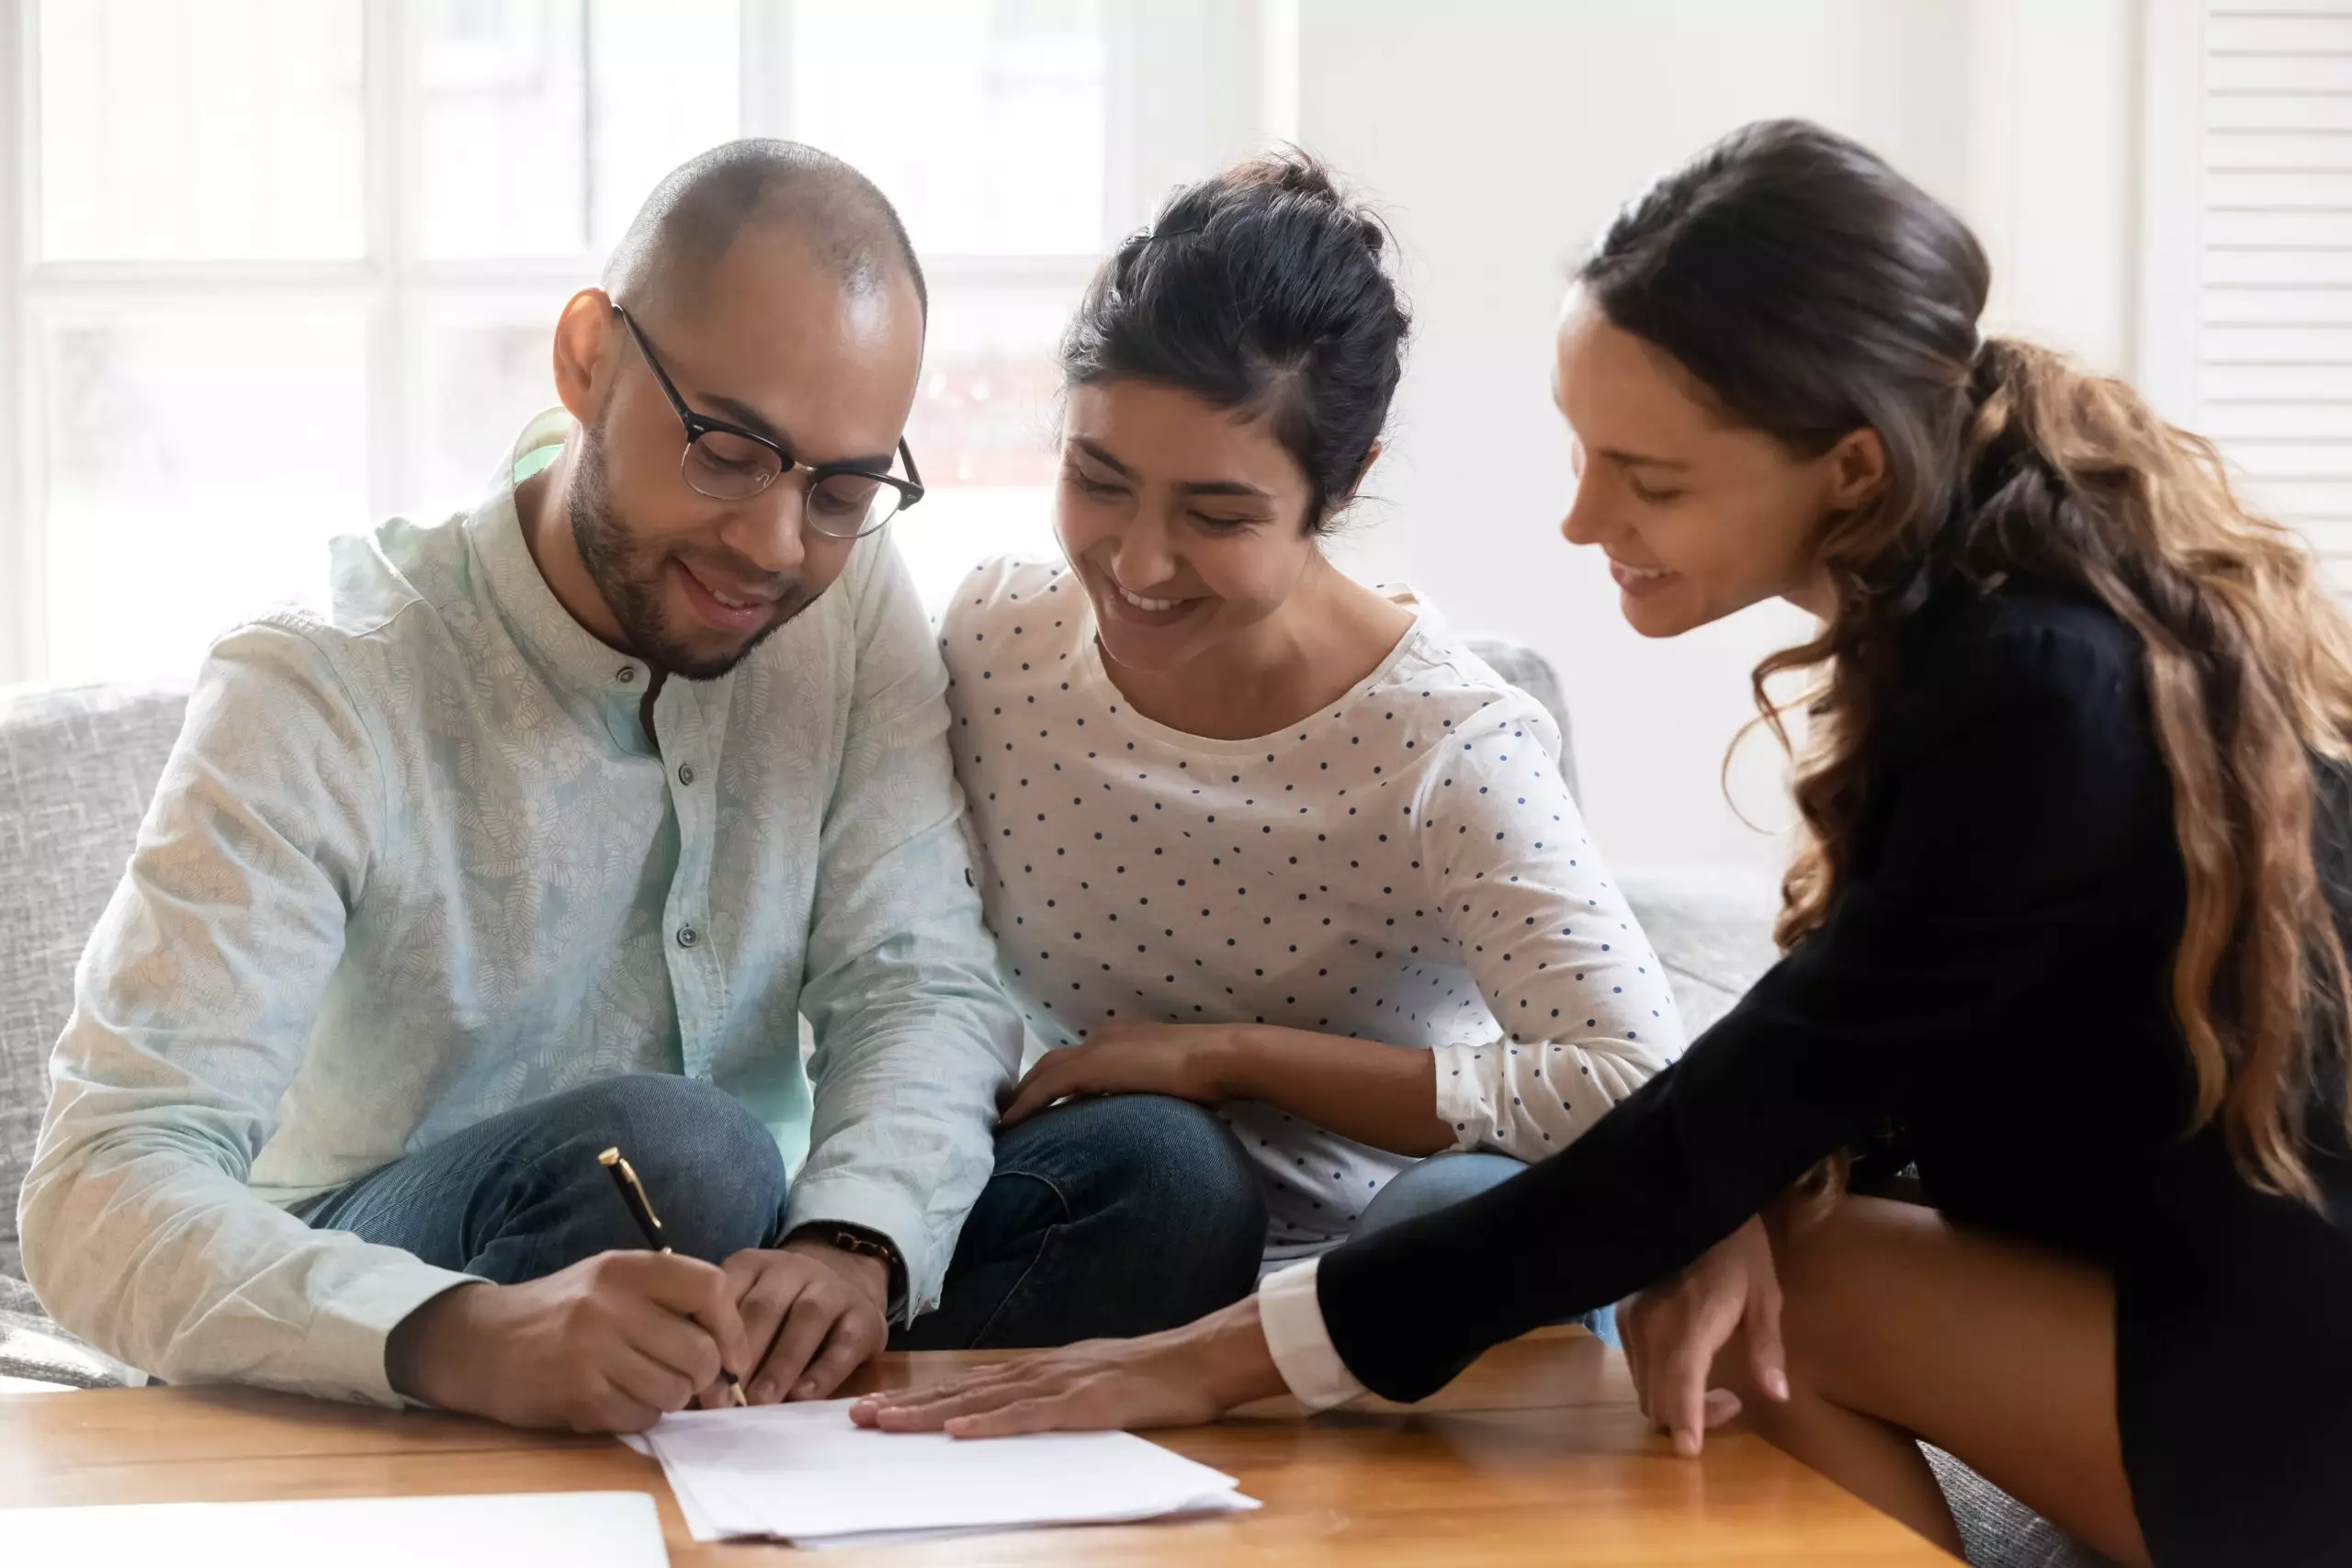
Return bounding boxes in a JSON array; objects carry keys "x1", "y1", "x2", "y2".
[
  {"x1": 1674, "y1": 1427, "x2": 1701, "y2": 1457},
  {"x1": 795, "y1": 1379, "x2": 818, "y2": 1399},
  {"x1": 752, "y1": 1382, "x2": 775, "y2": 1404},
  {"x1": 1767, "y1": 1370, "x2": 1791, "y2": 1401}
]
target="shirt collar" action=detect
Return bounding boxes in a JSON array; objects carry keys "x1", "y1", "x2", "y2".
[{"x1": 465, "y1": 409, "x2": 659, "y2": 715}]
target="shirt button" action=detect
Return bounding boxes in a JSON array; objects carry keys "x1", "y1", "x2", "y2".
[
  {"x1": 676, "y1": 925, "x2": 698, "y2": 949},
  {"x1": 677, "y1": 763, "x2": 695, "y2": 786},
  {"x1": 616, "y1": 665, "x2": 637, "y2": 684}
]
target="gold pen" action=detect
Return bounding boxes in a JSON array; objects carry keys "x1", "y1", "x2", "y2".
[{"x1": 600, "y1": 1145, "x2": 749, "y2": 1407}]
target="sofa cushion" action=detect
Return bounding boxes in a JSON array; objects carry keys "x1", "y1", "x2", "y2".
[
  {"x1": 0, "y1": 683, "x2": 188, "y2": 1280},
  {"x1": 1925, "y1": 1445, "x2": 2117, "y2": 1568}
]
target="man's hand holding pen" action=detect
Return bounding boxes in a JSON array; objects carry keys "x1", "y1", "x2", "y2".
[
  {"x1": 384, "y1": 1250, "x2": 751, "y2": 1433},
  {"x1": 383, "y1": 1143, "x2": 895, "y2": 1432}
]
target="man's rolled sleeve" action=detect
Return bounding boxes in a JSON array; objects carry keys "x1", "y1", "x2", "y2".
[{"x1": 19, "y1": 621, "x2": 474, "y2": 1403}]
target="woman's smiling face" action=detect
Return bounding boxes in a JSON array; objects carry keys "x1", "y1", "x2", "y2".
[
  {"x1": 1553, "y1": 296, "x2": 1848, "y2": 636},
  {"x1": 1053, "y1": 379, "x2": 1327, "y2": 675}
]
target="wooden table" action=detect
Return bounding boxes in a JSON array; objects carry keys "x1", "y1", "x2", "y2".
[{"x1": 0, "y1": 1331, "x2": 1953, "y2": 1564}]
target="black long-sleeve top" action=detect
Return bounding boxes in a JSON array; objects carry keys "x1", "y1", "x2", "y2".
[{"x1": 1314, "y1": 578, "x2": 2352, "y2": 1564}]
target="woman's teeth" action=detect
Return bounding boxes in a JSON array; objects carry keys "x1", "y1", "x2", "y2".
[
  {"x1": 1114, "y1": 581, "x2": 1182, "y2": 613},
  {"x1": 1614, "y1": 562, "x2": 1671, "y2": 581}
]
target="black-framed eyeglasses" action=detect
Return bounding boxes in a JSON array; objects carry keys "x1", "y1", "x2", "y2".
[{"x1": 612, "y1": 303, "x2": 924, "y2": 539}]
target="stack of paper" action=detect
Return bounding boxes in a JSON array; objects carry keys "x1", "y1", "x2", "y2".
[{"x1": 619, "y1": 1397, "x2": 1258, "y2": 1548}]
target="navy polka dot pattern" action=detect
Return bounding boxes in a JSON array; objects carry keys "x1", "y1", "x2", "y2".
[{"x1": 941, "y1": 557, "x2": 1686, "y2": 1256}]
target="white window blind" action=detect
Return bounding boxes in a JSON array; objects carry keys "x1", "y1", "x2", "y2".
[{"x1": 2198, "y1": 2, "x2": 2352, "y2": 565}]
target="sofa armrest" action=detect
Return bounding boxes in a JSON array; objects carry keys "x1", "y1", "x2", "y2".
[
  {"x1": 0, "y1": 1275, "x2": 130, "y2": 1390},
  {"x1": 1617, "y1": 864, "x2": 1784, "y2": 1036}
]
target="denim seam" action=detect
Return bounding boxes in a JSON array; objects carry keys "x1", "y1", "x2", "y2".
[{"x1": 963, "y1": 1169, "x2": 1073, "y2": 1348}]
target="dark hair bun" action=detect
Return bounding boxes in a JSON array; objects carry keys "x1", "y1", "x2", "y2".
[
  {"x1": 1060, "y1": 151, "x2": 1410, "y2": 530},
  {"x1": 1257, "y1": 151, "x2": 1340, "y2": 200},
  {"x1": 1228, "y1": 152, "x2": 1390, "y2": 263}
]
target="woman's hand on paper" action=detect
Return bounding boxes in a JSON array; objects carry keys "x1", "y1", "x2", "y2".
[
  {"x1": 849, "y1": 1295, "x2": 1286, "y2": 1438},
  {"x1": 1617, "y1": 1213, "x2": 1791, "y2": 1456},
  {"x1": 998, "y1": 1022, "x2": 1243, "y2": 1126}
]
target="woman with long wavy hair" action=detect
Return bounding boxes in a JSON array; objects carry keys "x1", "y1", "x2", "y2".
[{"x1": 854, "y1": 120, "x2": 2352, "y2": 1566}]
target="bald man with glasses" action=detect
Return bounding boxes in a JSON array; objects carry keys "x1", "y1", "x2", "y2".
[{"x1": 20, "y1": 141, "x2": 1248, "y2": 1434}]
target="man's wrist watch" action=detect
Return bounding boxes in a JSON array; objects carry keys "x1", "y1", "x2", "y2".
[{"x1": 787, "y1": 1222, "x2": 906, "y2": 1306}]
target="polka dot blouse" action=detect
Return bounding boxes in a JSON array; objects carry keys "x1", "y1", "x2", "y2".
[{"x1": 941, "y1": 558, "x2": 1686, "y2": 1260}]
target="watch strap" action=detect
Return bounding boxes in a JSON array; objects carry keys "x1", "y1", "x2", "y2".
[{"x1": 787, "y1": 1221, "x2": 907, "y2": 1307}]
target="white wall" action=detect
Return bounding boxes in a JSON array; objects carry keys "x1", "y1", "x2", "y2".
[{"x1": 1290, "y1": 0, "x2": 2143, "y2": 872}]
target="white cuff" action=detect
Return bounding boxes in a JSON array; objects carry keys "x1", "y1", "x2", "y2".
[
  {"x1": 1430, "y1": 1041, "x2": 1497, "y2": 1152},
  {"x1": 1257, "y1": 1258, "x2": 1367, "y2": 1412}
]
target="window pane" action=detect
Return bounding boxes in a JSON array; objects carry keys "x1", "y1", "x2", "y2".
[
  {"x1": 37, "y1": 0, "x2": 365, "y2": 260},
  {"x1": 793, "y1": 0, "x2": 1106, "y2": 257},
  {"x1": 584, "y1": 0, "x2": 742, "y2": 255},
  {"x1": 417, "y1": 313, "x2": 566, "y2": 520},
  {"x1": 419, "y1": 0, "x2": 741, "y2": 261},
  {"x1": 40, "y1": 314, "x2": 369, "y2": 684},
  {"x1": 891, "y1": 277, "x2": 1084, "y2": 610}
]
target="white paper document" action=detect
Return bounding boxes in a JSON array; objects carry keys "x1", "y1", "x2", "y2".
[
  {"x1": 0, "y1": 1491, "x2": 668, "y2": 1568},
  {"x1": 618, "y1": 1397, "x2": 1259, "y2": 1546}
]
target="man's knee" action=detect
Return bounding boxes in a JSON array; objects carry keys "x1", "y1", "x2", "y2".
[{"x1": 540, "y1": 1074, "x2": 786, "y2": 1262}]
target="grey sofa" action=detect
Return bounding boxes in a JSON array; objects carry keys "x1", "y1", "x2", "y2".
[
  {"x1": 1, "y1": 682, "x2": 185, "y2": 1390},
  {"x1": 0, "y1": 655, "x2": 2097, "y2": 1565}
]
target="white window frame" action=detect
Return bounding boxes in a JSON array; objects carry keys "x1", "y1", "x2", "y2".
[
  {"x1": 2, "y1": 0, "x2": 26, "y2": 686},
  {"x1": 0, "y1": 0, "x2": 1281, "y2": 689},
  {"x1": 2138, "y1": 0, "x2": 2208, "y2": 427}
]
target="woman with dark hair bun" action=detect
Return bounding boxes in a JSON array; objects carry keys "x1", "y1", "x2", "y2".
[
  {"x1": 900, "y1": 151, "x2": 1684, "y2": 1344},
  {"x1": 865, "y1": 122, "x2": 2352, "y2": 1567}
]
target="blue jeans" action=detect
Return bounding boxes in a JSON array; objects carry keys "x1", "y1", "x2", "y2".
[
  {"x1": 1354, "y1": 1150, "x2": 1528, "y2": 1239},
  {"x1": 892, "y1": 1094, "x2": 1266, "y2": 1348},
  {"x1": 300, "y1": 1074, "x2": 791, "y2": 1279},
  {"x1": 1351, "y1": 1150, "x2": 1617, "y2": 1343},
  {"x1": 300, "y1": 1077, "x2": 1267, "y2": 1349}
]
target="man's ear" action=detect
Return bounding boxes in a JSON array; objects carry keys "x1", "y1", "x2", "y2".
[
  {"x1": 551, "y1": 288, "x2": 619, "y2": 424},
  {"x1": 1823, "y1": 425, "x2": 1890, "y2": 513}
]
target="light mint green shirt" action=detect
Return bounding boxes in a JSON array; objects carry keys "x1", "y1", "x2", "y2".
[{"x1": 19, "y1": 412, "x2": 1021, "y2": 1404}]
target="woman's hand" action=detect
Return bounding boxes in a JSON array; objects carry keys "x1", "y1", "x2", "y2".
[
  {"x1": 849, "y1": 1297, "x2": 1285, "y2": 1438},
  {"x1": 1616, "y1": 1214, "x2": 1791, "y2": 1456},
  {"x1": 999, "y1": 1021, "x2": 1243, "y2": 1126}
]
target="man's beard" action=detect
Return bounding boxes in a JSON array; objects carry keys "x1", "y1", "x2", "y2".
[{"x1": 567, "y1": 423, "x2": 801, "y2": 682}]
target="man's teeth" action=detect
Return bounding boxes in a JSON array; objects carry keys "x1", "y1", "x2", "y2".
[{"x1": 1115, "y1": 582, "x2": 1182, "y2": 613}]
